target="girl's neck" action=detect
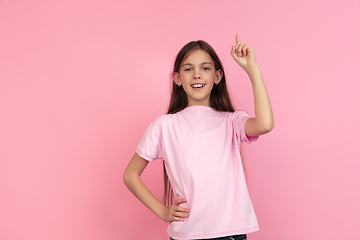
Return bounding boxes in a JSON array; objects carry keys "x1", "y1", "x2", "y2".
[{"x1": 187, "y1": 98, "x2": 211, "y2": 107}]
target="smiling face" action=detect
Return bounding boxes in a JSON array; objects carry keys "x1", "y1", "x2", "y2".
[{"x1": 174, "y1": 49, "x2": 223, "y2": 107}]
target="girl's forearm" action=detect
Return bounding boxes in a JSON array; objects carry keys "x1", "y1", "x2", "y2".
[
  {"x1": 246, "y1": 65, "x2": 274, "y2": 135},
  {"x1": 123, "y1": 171, "x2": 167, "y2": 220},
  {"x1": 230, "y1": 35, "x2": 273, "y2": 135},
  {"x1": 124, "y1": 153, "x2": 189, "y2": 223}
]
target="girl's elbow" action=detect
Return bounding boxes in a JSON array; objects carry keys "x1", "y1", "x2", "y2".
[
  {"x1": 123, "y1": 169, "x2": 141, "y2": 189},
  {"x1": 123, "y1": 172, "x2": 128, "y2": 186},
  {"x1": 123, "y1": 170, "x2": 132, "y2": 188},
  {"x1": 267, "y1": 121, "x2": 275, "y2": 132},
  {"x1": 259, "y1": 121, "x2": 274, "y2": 135}
]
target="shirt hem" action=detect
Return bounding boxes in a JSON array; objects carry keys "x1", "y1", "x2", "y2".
[
  {"x1": 135, "y1": 149, "x2": 155, "y2": 162},
  {"x1": 167, "y1": 226, "x2": 259, "y2": 240}
]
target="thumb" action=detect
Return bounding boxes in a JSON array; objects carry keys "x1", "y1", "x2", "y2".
[{"x1": 174, "y1": 198, "x2": 187, "y2": 206}]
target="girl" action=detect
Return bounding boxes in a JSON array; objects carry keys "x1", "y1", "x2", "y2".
[{"x1": 123, "y1": 34, "x2": 274, "y2": 240}]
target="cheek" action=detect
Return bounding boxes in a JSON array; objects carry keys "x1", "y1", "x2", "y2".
[
  {"x1": 209, "y1": 72, "x2": 217, "y2": 81},
  {"x1": 180, "y1": 74, "x2": 191, "y2": 83}
]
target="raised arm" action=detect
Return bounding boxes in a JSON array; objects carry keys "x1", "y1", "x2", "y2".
[
  {"x1": 230, "y1": 34, "x2": 274, "y2": 136},
  {"x1": 123, "y1": 153, "x2": 190, "y2": 222}
]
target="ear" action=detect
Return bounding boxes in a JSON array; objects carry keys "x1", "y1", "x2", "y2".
[
  {"x1": 173, "y1": 72, "x2": 181, "y2": 86},
  {"x1": 215, "y1": 69, "x2": 223, "y2": 85}
]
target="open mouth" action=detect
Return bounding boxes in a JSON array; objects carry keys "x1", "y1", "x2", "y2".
[{"x1": 191, "y1": 84, "x2": 205, "y2": 88}]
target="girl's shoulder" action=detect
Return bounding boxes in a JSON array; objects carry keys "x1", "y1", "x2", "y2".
[
  {"x1": 231, "y1": 110, "x2": 249, "y2": 117},
  {"x1": 148, "y1": 113, "x2": 176, "y2": 128},
  {"x1": 154, "y1": 113, "x2": 175, "y2": 122},
  {"x1": 214, "y1": 109, "x2": 249, "y2": 119},
  {"x1": 230, "y1": 110, "x2": 252, "y2": 121}
]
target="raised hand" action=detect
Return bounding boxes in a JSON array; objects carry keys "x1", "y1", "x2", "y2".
[
  {"x1": 162, "y1": 198, "x2": 190, "y2": 222},
  {"x1": 230, "y1": 34, "x2": 258, "y2": 73}
]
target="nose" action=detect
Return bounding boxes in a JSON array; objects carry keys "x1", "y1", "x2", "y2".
[{"x1": 193, "y1": 68, "x2": 201, "y2": 79}]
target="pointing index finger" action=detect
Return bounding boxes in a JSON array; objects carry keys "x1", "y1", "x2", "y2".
[{"x1": 236, "y1": 34, "x2": 241, "y2": 43}]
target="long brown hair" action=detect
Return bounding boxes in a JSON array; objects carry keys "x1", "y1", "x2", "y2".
[{"x1": 163, "y1": 40, "x2": 235, "y2": 206}]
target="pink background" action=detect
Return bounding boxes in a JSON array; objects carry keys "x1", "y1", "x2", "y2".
[{"x1": 1, "y1": 0, "x2": 360, "y2": 239}]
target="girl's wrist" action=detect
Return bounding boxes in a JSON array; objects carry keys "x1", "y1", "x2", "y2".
[
  {"x1": 246, "y1": 65, "x2": 262, "y2": 81},
  {"x1": 245, "y1": 64, "x2": 260, "y2": 75},
  {"x1": 156, "y1": 205, "x2": 169, "y2": 221}
]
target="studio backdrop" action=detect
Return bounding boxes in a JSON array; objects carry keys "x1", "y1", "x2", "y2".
[{"x1": 0, "y1": 0, "x2": 359, "y2": 239}]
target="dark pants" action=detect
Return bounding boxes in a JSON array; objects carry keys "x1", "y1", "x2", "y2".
[{"x1": 170, "y1": 234, "x2": 247, "y2": 240}]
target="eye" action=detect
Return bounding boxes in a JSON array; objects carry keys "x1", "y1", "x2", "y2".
[
  {"x1": 184, "y1": 68, "x2": 192, "y2": 72},
  {"x1": 203, "y1": 67, "x2": 210, "y2": 71}
]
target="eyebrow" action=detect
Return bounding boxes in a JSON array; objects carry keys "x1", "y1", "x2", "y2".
[{"x1": 182, "y1": 62, "x2": 212, "y2": 67}]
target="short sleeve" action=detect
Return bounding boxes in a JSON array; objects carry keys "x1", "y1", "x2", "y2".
[
  {"x1": 233, "y1": 111, "x2": 259, "y2": 145},
  {"x1": 136, "y1": 119, "x2": 162, "y2": 162}
]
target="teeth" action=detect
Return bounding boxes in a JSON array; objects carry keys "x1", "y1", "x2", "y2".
[{"x1": 192, "y1": 84, "x2": 205, "y2": 88}]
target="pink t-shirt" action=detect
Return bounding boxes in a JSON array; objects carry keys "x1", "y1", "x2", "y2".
[{"x1": 136, "y1": 106, "x2": 259, "y2": 239}]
